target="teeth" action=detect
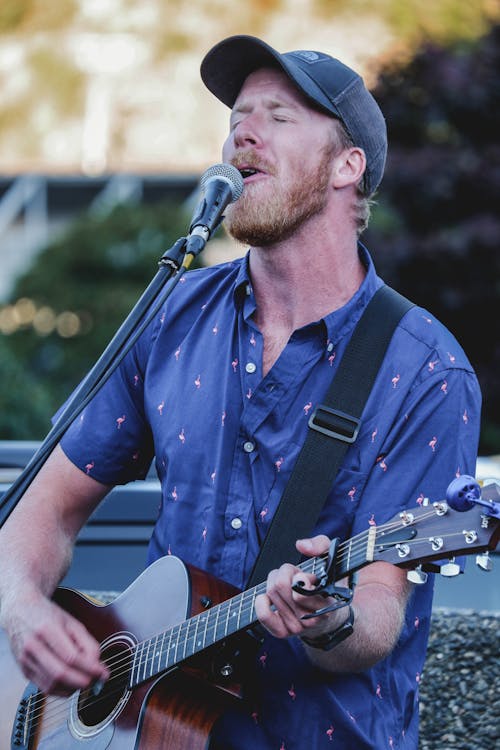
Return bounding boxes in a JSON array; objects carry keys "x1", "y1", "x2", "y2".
[{"x1": 240, "y1": 168, "x2": 258, "y2": 178}]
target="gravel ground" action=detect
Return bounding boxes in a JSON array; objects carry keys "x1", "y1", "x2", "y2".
[{"x1": 419, "y1": 609, "x2": 499, "y2": 750}]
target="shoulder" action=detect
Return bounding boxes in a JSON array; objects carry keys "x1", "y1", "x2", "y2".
[
  {"x1": 144, "y1": 257, "x2": 246, "y2": 344},
  {"x1": 396, "y1": 302, "x2": 476, "y2": 377}
]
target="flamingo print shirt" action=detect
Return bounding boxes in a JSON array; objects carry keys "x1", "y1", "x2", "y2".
[{"x1": 61, "y1": 245, "x2": 481, "y2": 750}]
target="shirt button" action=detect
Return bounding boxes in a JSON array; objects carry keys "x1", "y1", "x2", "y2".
[
  {"x1": 327, "y1": 342, "x2": 334, "y2": 352},
  {"x1": 231, "y1": 517, "x2": 243, "y2": 530},
  {"x1": 245, "y1": 362, "x2": 257, "y2": 374},
  {"x1": 243, "y1": 441, "x2": 255, "y2": 453}
]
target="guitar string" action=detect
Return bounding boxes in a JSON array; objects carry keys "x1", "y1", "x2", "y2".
[
  {"x1": 25, "y1": 532, "x2": 458, "y2": 736},
  {"x1": 20, "y1": 508, "x2": 446, "y2": 732},
  {"x1": 22, "y1": 507, "x2": 448, "y2": 733},
  {"x1": 21, "y1": 509, "x2": 456, "y2": 732}
]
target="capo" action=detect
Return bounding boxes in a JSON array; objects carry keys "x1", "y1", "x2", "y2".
[{"x1": 292, "y1": 538, "x2": 357, "y2": 620}]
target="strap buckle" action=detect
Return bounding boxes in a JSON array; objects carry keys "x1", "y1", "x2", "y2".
[{"x1": 308, "y1": 405, "x2": 360, "y2": 444}]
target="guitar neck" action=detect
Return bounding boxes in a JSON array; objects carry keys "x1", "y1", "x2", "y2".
[{"x1": 129, "y1": 530, "x2": 374, "y2": 689}]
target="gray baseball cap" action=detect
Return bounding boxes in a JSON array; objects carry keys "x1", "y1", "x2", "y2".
[{"x1": 200, "y1": 35, "x2": 387, "y2": 195}]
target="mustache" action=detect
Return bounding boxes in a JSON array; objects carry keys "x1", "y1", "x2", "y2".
[{"x1": 230, "y1": 149, "x2": 275, "y2": 176}]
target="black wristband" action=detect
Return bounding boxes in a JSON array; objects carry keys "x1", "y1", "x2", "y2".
[{"x1": 300, "y1": 605, "x2": 355, "y2": 651}]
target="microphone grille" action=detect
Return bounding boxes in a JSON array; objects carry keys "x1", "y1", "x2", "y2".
[{"x1": 200, "y1": 163, "x2": 244, "y2": 201}]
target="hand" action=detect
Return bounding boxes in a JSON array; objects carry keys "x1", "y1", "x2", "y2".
[
  {"x1": 254, "y1": 535, "x2": 348, "y2": 641},
  {"x1": 4, "y1": 593, "x2": 109, "y2": 695}
]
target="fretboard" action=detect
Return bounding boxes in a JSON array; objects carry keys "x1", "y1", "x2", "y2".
[{"x1": 129, "y1": 527, "x2": 374, "y2": 688}]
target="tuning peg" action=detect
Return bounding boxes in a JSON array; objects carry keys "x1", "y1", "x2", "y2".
[
  {"x1": 406, "y1": 566, "x2": 428, "y2": 585},
  {"x1": 439, "y1": 558, "x2": 461, "y2": 577},
  {"x1": 476, "y1": 552, "x2": 493, "y2": 572}
]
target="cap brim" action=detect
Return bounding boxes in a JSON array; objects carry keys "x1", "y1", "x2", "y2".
[{"x1": 200, "y1": 35, "x2": 340, "y2": 118}]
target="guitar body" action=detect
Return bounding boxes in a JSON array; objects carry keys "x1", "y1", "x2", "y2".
[
  {"x1": 2, "y1": 485, "x2": 499, "y2": 750},
  {"x1": 0, "y1": 627, "x2": 27, "y2": 747},
  {"x1": 3, "y1": 556, "x2": 243, "y2": 750}
]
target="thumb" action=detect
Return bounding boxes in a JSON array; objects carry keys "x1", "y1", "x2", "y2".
[{"x1": 296, "y1": 534, "x2": 330, "y2": 557}]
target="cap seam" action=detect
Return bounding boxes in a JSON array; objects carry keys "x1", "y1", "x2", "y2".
[
  {"x1": 291, "y1": 64, "x2": 352, "y2": 116},
  {"x1": 330, "y1": 74, "x2": 362, "y2": 106}
]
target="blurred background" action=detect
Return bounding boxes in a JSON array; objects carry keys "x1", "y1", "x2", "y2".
[{"x1": 0, "y1": 0, "x2": 499, "y2": 461}]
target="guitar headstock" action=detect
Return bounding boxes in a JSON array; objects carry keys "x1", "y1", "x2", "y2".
[{"x1": 373, "y1": 480, "x2": 500, "y2": 576}]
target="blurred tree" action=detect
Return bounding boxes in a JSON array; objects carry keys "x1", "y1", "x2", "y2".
[
  {"x1": 0, "y1": 0, "x2": 76, "y2": 34},
  {"x1": 314, "y1": 0, "x2": 499, "y2": 47},
  {"x1": 0, "y1": 200, "x2": 199, "y2": 439},
  {"x1": 2, "y1": 23, "x2": 499, "y2": 456},
  {"x1": 367, "y1": 23, "x2": 500, "y2": 453},
  {"x1": 0, "y1": 336, "x2": 53, "y2": 438}
]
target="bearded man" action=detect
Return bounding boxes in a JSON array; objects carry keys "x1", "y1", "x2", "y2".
[{"x1": 0, "y1": 36, "x2": 480, "y2": 750}]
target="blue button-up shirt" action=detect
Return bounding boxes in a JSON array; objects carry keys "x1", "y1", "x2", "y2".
[{"x1": 61, "y1": 246, "x2": 481, "y2": 749}]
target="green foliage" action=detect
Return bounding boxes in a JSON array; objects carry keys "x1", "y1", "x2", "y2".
[
  {"x1": 2, "y1": 20, "x2": 499, "y2": 458},
  {"x1": 0, "y1": 337, "x2": 53, "y2": 439},
  {"x1": 367, "y1": 24, "x2": 500, "y2": 453},
  {"x1": 1, "y1": 200, "x2": 200, "y2": 439}
]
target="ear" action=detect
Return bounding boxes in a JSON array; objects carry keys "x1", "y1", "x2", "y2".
[{"x1": 331, "y1": 147, "x2": 366, "y2": 190}]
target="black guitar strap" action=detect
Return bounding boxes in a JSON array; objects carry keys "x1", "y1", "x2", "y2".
[{"x1": 247, "y1": 285, "x2": 414, "y2": 587}]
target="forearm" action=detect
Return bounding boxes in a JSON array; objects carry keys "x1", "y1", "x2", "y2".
[
  {"x1": 302, "y1": 577, "x2": 411, "y2": 673},
  {"x1": 0, "y1": 445, "x2": 110, "y2": 622},
  {"x1": 0, "y1": 503, "x2": 75, "y2": 612}
]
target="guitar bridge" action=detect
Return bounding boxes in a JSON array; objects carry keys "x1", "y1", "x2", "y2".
[{"x1": 12, "y1": 686, "x2": 39, "y2": 749}]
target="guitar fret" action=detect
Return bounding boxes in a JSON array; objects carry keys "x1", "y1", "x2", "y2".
[
  {"x1": 201, "y1": 610, "x2": 210, "y2": 649},
  {"x1": 158, "y1": 631, "x2": 166, "y2": 673},
  {"x1": 180, "y1": 620, "x2": 188, "y2": 661},
  {"x1": 130, "y1": 640, "x2": 144, "y2": 688},
  {"x1": 142, "y1": 637, "x2": 152, "y2": 682},
  {"x1": 96, "y1": 502, "x2": 500, "y2": 693},
  {"x1": 184, "y1": 617, "x2": 196, "y2": 659},
  {"x1": 192, "y1": 611, "x2": 201, "y2": 652},
  {"x1": 129, "y1": 544, "x2": 371, "y2": 690},
  {"x1": 165, "y1": 625, "x2": 175, "y2": 669},
  {"x1": 227, "y1": 597, "x2": 238, "y2": 635},
  {"x1": 151, "y1": 633, "x2": 161, "y2": 677},
  {"x1": 172, "y1": 623, "x2": 181, "y2": 665},
  {"x1": 345, "y1": 539, "x2": 352, "y2": 575},
  {"x1": 212, "y1": 598, "x2": 222, "y2": 643}
]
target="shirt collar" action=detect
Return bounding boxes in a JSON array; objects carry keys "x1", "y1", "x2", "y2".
[
  {"x1": 232, "y1": 252, "x2": 253, "y2": 309},
  {"x1": 232, "y1": 244, "x2": 383, "y2": 344},
  {"x1": 322, "y1": 243, "x2": 383, "y2": 347}
]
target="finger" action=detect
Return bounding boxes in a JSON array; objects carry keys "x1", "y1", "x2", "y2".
[
  {"x1": 295, "y1": 534, "x2": 330, "y2": 557},
  {"x1": 63, "y1": 616, "x2": 109, "y2": 679},
  {"x1": 255, "y1": 592, "x2": 294, "y2": 638},
  {"x1": 22, "y1": 616, "x2": 106, "y2": 694},
  {"x1": 263, "y1": 567, "x2": 307, "y2": 635},
  {"x1": 21, "y1": 637, "x2": 87, "y2": 694}
]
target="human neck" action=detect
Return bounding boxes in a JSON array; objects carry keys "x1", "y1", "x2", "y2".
[
  {"x1": 245, "y1": 216, "x2": 365, "y2": 377},
  {"x1": 249, "y1": 218, "x2": 365, "y2": 334}
]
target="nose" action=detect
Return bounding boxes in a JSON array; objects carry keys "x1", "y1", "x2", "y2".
[{"x1": 232, "y1": 113, "x2": 263, "y2": 149}]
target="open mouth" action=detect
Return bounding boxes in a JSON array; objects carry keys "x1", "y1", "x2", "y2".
[{"x1": 238, "y1": 167, "x2": 265, "y2": 180}]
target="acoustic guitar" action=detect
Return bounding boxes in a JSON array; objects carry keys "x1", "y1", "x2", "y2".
[{"x1": 2, "y1": 480, "x2": 499, "y2": 749}]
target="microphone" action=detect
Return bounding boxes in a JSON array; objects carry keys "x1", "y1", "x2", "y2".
[{"x1": 185, "y1": 163, "x2": 244, "y2": 257}]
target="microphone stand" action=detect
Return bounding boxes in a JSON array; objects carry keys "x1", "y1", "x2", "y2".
[{"x1": 0, "y1": 235, "x2": 199, "y2": 526}]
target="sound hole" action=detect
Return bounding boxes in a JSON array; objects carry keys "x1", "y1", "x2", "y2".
[{"x1": 77, "y1": 641, "x2": 132, "y2": 727}]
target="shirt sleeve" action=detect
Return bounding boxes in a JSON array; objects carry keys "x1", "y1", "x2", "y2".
[
  {"x1": 349, "y1": 365, "x2": 482, "y2": 566},
  {"x1": 59, "y1": 319, "x2": 158, "y2": 485}
]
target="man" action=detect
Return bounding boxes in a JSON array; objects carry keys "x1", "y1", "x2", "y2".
[{"x1": 0, "y1": 35, "x2": 481, "y2": 749}]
